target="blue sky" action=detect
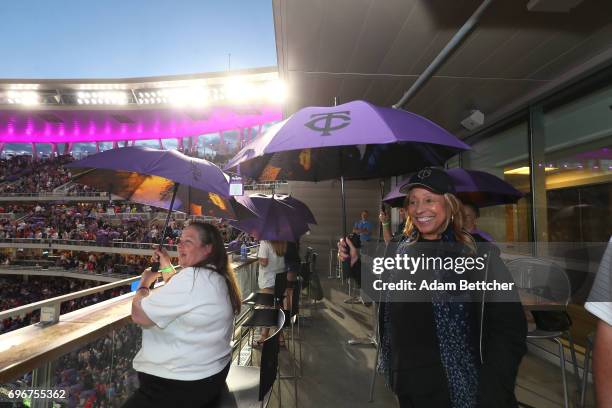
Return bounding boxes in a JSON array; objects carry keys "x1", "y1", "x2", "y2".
[{"x1": 0, "y1": 0, "x2": 277, "y2": 78}]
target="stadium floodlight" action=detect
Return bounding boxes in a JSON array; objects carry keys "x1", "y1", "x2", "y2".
[
  {"x1": 263, "y1": 79, "x2": 287, "y2": 103},
  {"x1": 6, "y1": 90, "x2": 40, "y2": 105},
  {"x1": 77, "y1": 91, "x2": 128, "y2": 105},
  {"x1": 9, "y1": 84, "x2": 39, "y2": 90},
  {"x1": 79, "y1": 83, "x2": 125, "y2": 90},
  {"x1": 138, "y1": 86, "x2": 209, "y2": 107}
]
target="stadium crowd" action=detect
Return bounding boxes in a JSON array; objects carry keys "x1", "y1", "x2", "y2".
[
  {"x1": 0, "y1": 155, "x2": 75, "y2": 193},
  {"x1": 0, "y1": 276, "x2": 132, "y2": 335},
  {"x1": 11, "y1": 323, "x2": 141, "y2": 407}
]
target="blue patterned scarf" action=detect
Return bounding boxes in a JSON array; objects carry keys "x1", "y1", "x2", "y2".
[{"x1": 378, "y1": 227, "x2": 480, "y2": 407}]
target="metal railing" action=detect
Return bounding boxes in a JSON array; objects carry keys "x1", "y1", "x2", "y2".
[
  {"x1": 0, "y1": 276, "x2": 139, "y2": 323},
  {"x1": 244, "y1": 180, "x2": 288, "y2": 191},
  {"x1": 0, "y1": 238, "x2": 178, "y2": 252},
  {"x1": 0, "y1": 191, "x2": 109, "y2": 198},
  {"x1": 93, "y1": 212, "x2": 151, "y2": 221}
]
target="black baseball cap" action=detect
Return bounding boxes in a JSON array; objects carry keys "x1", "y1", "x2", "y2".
[{"x1": 399, "y1": 167, "x2": 456, "y2": 195}]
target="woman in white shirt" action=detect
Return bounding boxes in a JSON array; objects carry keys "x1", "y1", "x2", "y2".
[
  {"x1": 124, "y1": 221, "x2": 241, "y2": 408},
  {"x1": 256, "y1": 240, "x2": 286, "y2": 344}
]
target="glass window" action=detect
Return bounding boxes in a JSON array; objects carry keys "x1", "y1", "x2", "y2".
[
  {"x1": 462, "y1": 122, "x2": 532, "y2": 246},
  {"x1": 543, "y1": 82, "x2": 612, "y2": 244}
]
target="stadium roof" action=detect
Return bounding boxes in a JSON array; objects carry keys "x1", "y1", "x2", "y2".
[
  {"x1": 0, "y1": 67, "x2": 283, "y2": 144},
  {"x1": 274, "y1": 0, "x2": 612, "y2": 137}
]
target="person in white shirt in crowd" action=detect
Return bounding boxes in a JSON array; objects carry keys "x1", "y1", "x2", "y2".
[
  {"x1": 584, "y1": 236, "x2": 612, "y2": 407},
  {"x1": 255, "y1": 240, "x2": 287, "y2": 346},
  {"x1": 125, "y1": 221, "x2": 242, "y2": 408}
]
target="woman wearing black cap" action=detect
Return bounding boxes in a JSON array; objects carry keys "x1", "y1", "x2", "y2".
[{"x1": 339, "y1": 167, "x2": 526, "y2": 408}]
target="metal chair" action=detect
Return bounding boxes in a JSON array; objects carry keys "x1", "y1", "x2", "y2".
[
  {"x1": 507, "y1": 257, "x2": 580, "y2": 408},
  {"x1": 579, "y1": 332, "x2": 594, "y2": 408},
  {"x1": 242, "y1": 273, "x2": 288, "y2": 308},
  {"x1": 215, "y1": 309, "x2": 286, "y2": 408}
]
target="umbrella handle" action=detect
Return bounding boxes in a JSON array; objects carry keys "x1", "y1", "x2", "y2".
[{"x1": 151, "y1": 182, "x2": 180, "y2": 274}]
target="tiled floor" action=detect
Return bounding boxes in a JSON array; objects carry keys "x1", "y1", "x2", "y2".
[{"x1": 261, "y1": 277, "x2": 594, "y2": 407}]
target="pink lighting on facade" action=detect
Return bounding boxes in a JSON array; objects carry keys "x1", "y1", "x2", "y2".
[{"x1": 0, "y1": 106, "x2": 282, "y2": 143}]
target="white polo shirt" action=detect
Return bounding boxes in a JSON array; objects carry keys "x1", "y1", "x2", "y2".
[
  {"x1": 133, "y1": 266, "x2": 233, "y2": 380},
  {"x1": 585, "y1": 237, "x2": 612, "y2": 326}
]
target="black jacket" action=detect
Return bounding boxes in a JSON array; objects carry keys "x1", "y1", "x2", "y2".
[{"x1": 378, "y1": 238, "x2": 527, "y2": 408}]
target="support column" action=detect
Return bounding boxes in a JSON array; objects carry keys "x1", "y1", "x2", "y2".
[
  {"x1": 112, "y1": 141, "x2": 119, "y2": 149},
  {"x1": 247, "y1": 127, "x2": 253, "y2": 144},
  {"x1": 528, "y1": 105, "x2": 548, "y2": 256},
  {"x1": 0, "y1": 143, "x2": 4, "y2": 155},
  {"x1": 31, "y1": 143, "x2": 38, "y2": 160},
  {"x1": 64, "y1": 143, "x2": 73, "y2": 155},
  {"x1": 187, "y1": 136, "x2": 193, "y2": 152},
  {"x1": 192, "y1": 135, "x2": 200, "y2": 155},
  {"x1": 158, "y1": 139, "x2": 164, "y2": 150},
  {"x1": 95, "y1": 142, "x2": 100, "y2": 153},
  {"x1": 177, "y1": 138, "x2": 184, "y2": 151},
  {"x1": 51, "y1": 143, "x2": 58, "y2": 157},
  {"x1": 239, "y1": 128, "x2": 245, "y2": 148}
]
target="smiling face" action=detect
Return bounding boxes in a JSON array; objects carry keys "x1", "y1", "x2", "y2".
[
  {"x1": 177, "y1": 225, "x2": 212, "y2": 267},
  {"x1": 406, "y1": 187, "x2": 448, "y2": 240}
]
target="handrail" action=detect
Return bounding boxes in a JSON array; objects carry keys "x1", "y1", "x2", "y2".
[
  {"x1": 0, "y1": 238, "x2": 179, "y2": 252},
  {"x1": 244, "y1": 181, "x2": 288, "y2": 190},
  {"x1": 0, "y1": 191, "x2": 109, "y2": 198},
  {"x1": 93, "y1": 212, "x2": 151, "y2": 220},
  {"x1": 0, "y1": 276, "x2": 139, "y2": 321}
]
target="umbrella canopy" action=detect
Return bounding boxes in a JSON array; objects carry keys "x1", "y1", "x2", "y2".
[
  {"x1": 225, "y1": 100, "x2": 470, "y2": 181},
  {"x1": 230, "y1": 194, "x2": 313, "y2": 241},
  {"x1": 383, "y1": 168, "x2": 525, "y2": 208},
  {"x1": 67, "y1": 146, "x2": 249, "y2": 220}
]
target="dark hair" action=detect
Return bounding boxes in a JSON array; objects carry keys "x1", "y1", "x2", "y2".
[
  {"x1": 347, "y1": 232, "x2": 361, "y2": 249},
  {"x1": 463, "y1": 202, "x2": 480, "y2": 218},
  {"x1": 187, "y1": 221, "x2": 242, "y2": 315}
]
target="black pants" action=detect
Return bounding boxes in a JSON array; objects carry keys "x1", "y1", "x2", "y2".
[{"x1": 122, "y1": 362, "x2": 230, "y2": 408}]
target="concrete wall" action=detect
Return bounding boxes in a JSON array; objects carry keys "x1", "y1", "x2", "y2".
[{"x1": 285, "y1": 179, "x2": 383, "y2": 272}]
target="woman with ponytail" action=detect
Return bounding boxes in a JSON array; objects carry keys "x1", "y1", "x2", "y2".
[
  {"x1": 340, "y1": 167, "x2": 526, "y2": 408},
  {"x1": 126, "y1": 221, "x2": 240, "y2": 408}
]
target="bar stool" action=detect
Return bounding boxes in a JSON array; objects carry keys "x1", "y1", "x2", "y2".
[{"x1": 580, "y1": 332, "x2": 594, "y2": 408}]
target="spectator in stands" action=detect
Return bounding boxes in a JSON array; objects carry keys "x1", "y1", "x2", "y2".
[
  {"x1": 255, "y1": 240, "x2": 286, "y2": 347},
  {"x1": 353, "y1": 210, "x2": 373, "y2": 243},
  {"x1": 126, "y1": 221, "x2": 241, "y2": 408},
  {"x1": 462, "y1": 202, "x2": 494, "y2": 242}
]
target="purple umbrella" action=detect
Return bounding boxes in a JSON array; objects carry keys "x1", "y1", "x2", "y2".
[
  {"x1": 230, "y1": 194, "x2": 313, "y2": 241},
  {"x1": 383, "y1": 168, "x2": 525, "y2": 208},
  {"x1": 68, "y1": 146, "x2": 255, "y2": 272},
  {"x1": 225, "y1": 100, "x2": 469, "y2": 182},
  {"x1": 226, "y1": 100, "x2": 469, "y2": 235},
  {"x1": 67, "y1": 146, "x2": 247, "y2": 220}
]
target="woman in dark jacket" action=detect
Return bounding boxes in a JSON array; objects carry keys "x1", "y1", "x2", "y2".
[{"x1": 340, "y1": 167, "x2": 526, "y2": 408}]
